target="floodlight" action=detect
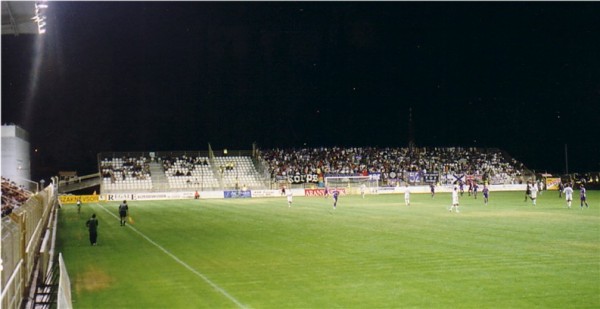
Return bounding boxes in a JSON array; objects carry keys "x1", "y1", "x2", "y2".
[{"x1": 33, "y1": 1, "x2": 48, "y2": 34}]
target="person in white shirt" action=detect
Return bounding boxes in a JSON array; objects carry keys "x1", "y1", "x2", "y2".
[
  {"x1": 563, "y1": 183, "x2": 574, "y2": 208},
  {"x1": 450, "y1": 186, "x2": 460, "y2": 213},
  {"x1": 404, "y1": 185, "x2": 410, "y2": 206},
  {"x1": 530, "y1": 183, "x2": 538, "y2": 206},
  {"x1": 287, "y1": 190, "x2": 293, "y2": 207}
]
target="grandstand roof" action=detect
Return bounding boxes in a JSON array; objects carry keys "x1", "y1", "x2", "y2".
[{"x1": 1, "y1": 1, "x2": 44, "y2": 36}]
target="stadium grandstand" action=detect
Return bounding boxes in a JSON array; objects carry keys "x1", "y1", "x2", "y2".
[
  {"x1": 84, "y1": 145, "x2": 599, "y2": 199},
  {"x1": 52, "y1": 145, "x2": 532, "y2": 196}
]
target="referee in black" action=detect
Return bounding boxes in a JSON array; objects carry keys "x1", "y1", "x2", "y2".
[
  {"x1": 86, "y1": 214, "x2": 99, "y2": 246},
  {"x1": 119, "y1": 200, "x2": 129, "y2": 226}
]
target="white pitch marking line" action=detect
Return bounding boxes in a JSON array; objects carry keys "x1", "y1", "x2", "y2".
[{"x1": 95, "y1": 203, "x2": 246, "y2": 308}]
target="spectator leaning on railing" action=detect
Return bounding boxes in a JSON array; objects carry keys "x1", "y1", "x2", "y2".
[{"x1": 1, "y1": 177, "x2": 32, "y2": 217}]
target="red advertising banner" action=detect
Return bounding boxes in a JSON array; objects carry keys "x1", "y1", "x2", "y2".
[
  {"x1": 466, "y1": 175, "x2": 483, "y2": 182},
  {"x1": 304, "y1": 188, "x2": 346, "y2": 196}
]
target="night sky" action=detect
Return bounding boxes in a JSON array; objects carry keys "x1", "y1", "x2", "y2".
[{"x1": 2, "y1": 1, "x2": 600, "y2": 181}]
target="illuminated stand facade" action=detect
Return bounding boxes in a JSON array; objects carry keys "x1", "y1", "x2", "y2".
[{"x1": 1, "y1": 125, "x2": 31, "y2": 188}]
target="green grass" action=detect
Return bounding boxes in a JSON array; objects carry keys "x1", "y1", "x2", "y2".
[{"x1": 57, "y1": 190, "x2": 600, "y2": 308}]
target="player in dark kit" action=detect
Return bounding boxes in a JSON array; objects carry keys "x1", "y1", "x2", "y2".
[
  {"x1": 482, "y1": 185, "x2": 489, "y2": 205},
  {"x1": 332, "y1": 189, "x2": 340, "y2": 209},
  {"x1": 580, "y1": 185, "x2": 589, "y2": 209},
  {"x1": 119, "y1": 200, "x2": 129, "y2": 226},
  {"x1": 525, "y1": 182, "x2": 532, "y2": 202},
  {"x1": 558, "y1": 182, "x2": 564, "y2": 198},
  {"x1": 430, "y1": 184, "x2": 435, "y2": 198}
]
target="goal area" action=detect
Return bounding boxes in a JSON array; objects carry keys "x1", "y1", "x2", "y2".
[{"x1": 324, "y1": 176, "x2": 379, "y2": 195}]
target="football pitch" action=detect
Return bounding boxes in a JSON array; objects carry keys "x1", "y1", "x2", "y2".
[{"x1": 57, "y1": 190, "x2": 599, "y2": 308}]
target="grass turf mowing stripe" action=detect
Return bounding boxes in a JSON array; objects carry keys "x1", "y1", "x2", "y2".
[{"x1": 95, "y1": 203, "x2": 247, "y2": 309}]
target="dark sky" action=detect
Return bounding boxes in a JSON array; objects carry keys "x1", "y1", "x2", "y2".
[{"x1": 2, "y1": 1, "x2": 600, "y2": 180}]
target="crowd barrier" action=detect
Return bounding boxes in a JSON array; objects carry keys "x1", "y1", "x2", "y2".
[
  {"x1": 57, "y1": 253, "x2": 73, "y2": 309},
  {"x1": 1, "y1": 184, "x2": 60, "y2": 309}
]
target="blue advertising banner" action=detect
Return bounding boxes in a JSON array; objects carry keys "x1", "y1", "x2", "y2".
[{"x1": 224, "y1": 190, "x2": 252, "y2": 198}]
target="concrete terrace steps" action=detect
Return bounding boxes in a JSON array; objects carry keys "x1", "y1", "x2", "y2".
[{"x1": 149, "y1": 162, "x2": 169, "y2": 191}]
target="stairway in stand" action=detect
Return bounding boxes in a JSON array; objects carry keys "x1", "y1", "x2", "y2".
[{"x1": 149, "y1": 162, "x2": 168, "y2": 191}]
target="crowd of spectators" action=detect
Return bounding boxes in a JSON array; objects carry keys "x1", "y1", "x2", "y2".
[
  {"x1": 2, "y1": 177, "x2": 32, "y2": 217},
  {"x1": 96, "y1": 148, "x2": 529, "y2": 189},
  {"x1": 161, "y1": 155, "x2": 209, "y2": 176},
  {"x1": 258, "y1": 146, "x2": 527, "y2": 184},
  {"x1": 101, "y1": 156, "x2": 151, "y2": 183}
]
